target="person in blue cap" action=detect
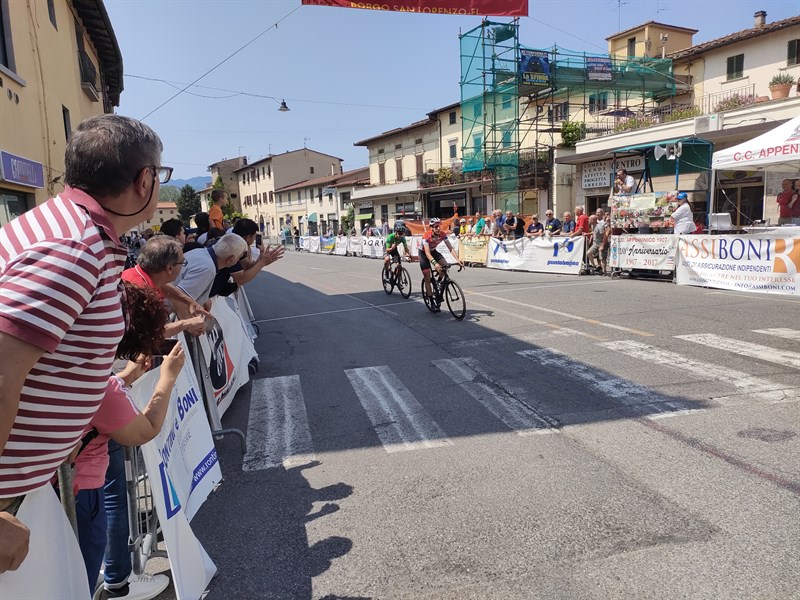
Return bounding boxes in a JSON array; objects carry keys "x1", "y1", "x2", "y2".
[{"x1": 672, "y1": 192, "x2": 695, "y2": 234}]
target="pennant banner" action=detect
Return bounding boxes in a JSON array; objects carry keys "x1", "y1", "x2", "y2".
[{"x1": 301, "y1": 0, "x2": 528, "y2": 17}]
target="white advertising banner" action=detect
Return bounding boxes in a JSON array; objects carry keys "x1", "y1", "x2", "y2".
[
  {"x1": 675, "y1": 235, "x2": 800, "y2": 296},
  {"x1": 198, "y1": 298, "x2": 256, "y2": 417},
  {"x1": 609, "y1": 234, "x2": 677, "y2": 271},
  {"x1": 486, "y1": 236, "x2": 584, "y2": 274},
  {"x1": 130, "y1": 340, "x2": 219, "y2": 599},
  {"x1": 334, "y1": 235, "x2": 348, "y2": 255},
  {"x1": 361, "y1": 236, "x2": 385, "y2": 258},
  {"x1": 409, "y1": 235, "x2": 459, "y2": 264},
  {"x1": 305, "y1": 236, "x2": 321, "y2": 253},
  {"x1": 347, "y1": 236, "x2": 363, "y2": 256}
]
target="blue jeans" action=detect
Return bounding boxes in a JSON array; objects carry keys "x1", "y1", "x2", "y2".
[
  {"x1": 102, "y1": 440, "x2": 131, "y2": 587},
  {"x1": 76, "y1": 487, "x2": 107, "y2": 594}
]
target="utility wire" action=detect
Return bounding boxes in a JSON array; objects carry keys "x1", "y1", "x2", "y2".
[
  {"x1": 127, "y1": 74, "x2": 427, "y2": 111},
  {"x1": 139, "y1": 4, "x2": 301, "y2": 121}
]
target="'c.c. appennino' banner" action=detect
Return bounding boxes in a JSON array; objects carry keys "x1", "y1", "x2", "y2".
[
  {"x1": 487, "y1": 236, "x2": 584, "y2": 274},
  {"x1": 610, "y1": 234, "x2": 677, "y2": 271},
  {"x1": 301, "y1": 0, "x2": 527, "y2": 17},
  {"x1": 675, "y1": 235, "x2": 800, "y2": 296}
]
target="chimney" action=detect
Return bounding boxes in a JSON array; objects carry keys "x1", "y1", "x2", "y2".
[{"x1": 754, "y1": 10, "x2": 766, "y2": 27}]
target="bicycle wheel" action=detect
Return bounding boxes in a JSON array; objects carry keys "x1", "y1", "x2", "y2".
[
  {"x1": 421, "y1": 279, "x2": 437, "y2": 312},
  {"x1": 444, "y1": 280, "x2": 466, "y2": 320},
  {"x1": 397, "y1": 267, "x2": 412, "y2": 299},
  {"x1": 382, "y1": 268, "x2": 393, "y2": 294}
]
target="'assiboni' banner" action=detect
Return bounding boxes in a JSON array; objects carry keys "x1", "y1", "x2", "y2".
[
  {"x1": 301, "y1": 0, "x2": 527, "y2": 17},
  {"x1": 675, "y1": 234, "x2": 800, "y2": 296}
]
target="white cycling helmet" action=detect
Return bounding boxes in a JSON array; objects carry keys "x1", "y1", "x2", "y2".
[{"x1": 429, "y1": 218, "x2": 442, "y2": 226}]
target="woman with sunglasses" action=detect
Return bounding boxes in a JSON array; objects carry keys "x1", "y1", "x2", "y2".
[{"x1": 419, "y1": 218, "x2": 463, "y2": 310}]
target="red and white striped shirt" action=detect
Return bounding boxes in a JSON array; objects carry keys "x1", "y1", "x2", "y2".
[{"x1": 0, "y1": 186, "x2": 126, "y2": 496}]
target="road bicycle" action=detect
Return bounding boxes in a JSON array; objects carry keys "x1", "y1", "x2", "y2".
[
  {"x1": 381, "y1": 256, "x2": 412, "y2": 299},
  {"x1": 422, "y1": 263, "x2": 466, "y2": 320}
]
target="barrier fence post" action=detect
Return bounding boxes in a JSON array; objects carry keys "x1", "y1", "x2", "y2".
[
  {"x1": 185, "y1": 334, "x2": 247, "y2": 453},
  {"x1": 57, "y1": 463, "x2": 79, "y2": 538}
]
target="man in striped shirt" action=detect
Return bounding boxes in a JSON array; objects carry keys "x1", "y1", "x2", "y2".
[{"x1": 0, "y1": 115, "x2": 167, "y2": 596}]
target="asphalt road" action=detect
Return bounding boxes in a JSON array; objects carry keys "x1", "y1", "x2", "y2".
[{"x1": 154, "y1": 248, "x2": 800, "y2": 600}]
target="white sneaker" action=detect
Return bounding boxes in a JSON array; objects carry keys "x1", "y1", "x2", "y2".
[
  {"x1": 94, "y1": 573, "x2": 170, "y2": 600},
  {"x1": 126, "y1": 574, "x2": 170, "y2": 600}
]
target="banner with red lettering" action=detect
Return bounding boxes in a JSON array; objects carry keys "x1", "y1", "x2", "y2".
[{"x1": 301, "y1": 0, "x2": 528, "y2": 17}]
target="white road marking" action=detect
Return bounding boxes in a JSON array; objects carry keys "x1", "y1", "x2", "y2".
[
  {"x1": 468, "y1": 291, "x2": 653, "y2": 337},
  {"x1": 345, "y1": 366, "x2": 452, "y2": 453},
  {"x1": 450, "y1": 328, "x2": 586, "y2": 348},
  {"x1": 253, "y1": 300, "x2": 412, "y2": 323},
  {"x1": 433, "y1": 358, "x2": 558, "y2": 435},
  {"x1": 600, "y1": 340, "x2": 800, "y2": 405},
  {"x1": 753, "y1": 328, "x2": 800, "y2": 341},
  {"x1": 243, "y1": 376, "x2": 316, "y2": 471},
  {"x1": 676, "y1": 333, "x2": 800, "y2": 370},
  {"x1": 517, "y1": 347, "x2": 696, "y2": 416}
]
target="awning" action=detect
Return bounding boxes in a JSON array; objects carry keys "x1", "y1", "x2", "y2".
[
  {"x1": 307, "y1": 212, "x2": 318, "y2": 222},
  {"x1": 712, "y1": 115, "x2": 800, "y2": 173},
  {"x1": 354, "y1": 213, "x2": 373, "y2": 220},
  {"x1": 615, "y1": 137, "x2": 712, "y2": 154}
]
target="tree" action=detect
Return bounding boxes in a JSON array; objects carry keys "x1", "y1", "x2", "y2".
[
  {"x1": 341, "y1": 205, "x2": 355, "y2": 235},
  {"x1": 159, "y1": 185, "x2": 180, "y2": 202},
  {"x1": 176, "y1": 185, "x2": 200, "y2": 221}
]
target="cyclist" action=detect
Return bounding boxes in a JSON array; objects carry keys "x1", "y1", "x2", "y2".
[
  {"x1": 420, "y1": 217, "x2": 463, "y2": 310},
  {"x1": 383, "y1": 221, "x2": 410, "y2": 277}
]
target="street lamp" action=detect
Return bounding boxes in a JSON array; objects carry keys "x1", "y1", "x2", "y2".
[{"x1": 278, "y1": 100, "x2": 290, "y2": 112}]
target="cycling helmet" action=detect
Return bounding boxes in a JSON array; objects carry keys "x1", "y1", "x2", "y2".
[
  {"x1": 429, "y1": 218, "x2": 442, "y2": 227},
  {"x1": 394, "y1": 221, "x2": 406, "y2": 233}
]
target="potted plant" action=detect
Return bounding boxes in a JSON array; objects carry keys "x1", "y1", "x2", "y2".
[{"x1": 769, "y1": 73, "x2": 796, "y2": 100}]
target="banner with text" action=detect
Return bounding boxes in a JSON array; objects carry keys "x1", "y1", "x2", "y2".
[
  {"x1": 301, "y1": 0, "x2": 528, "y2": 17},
  {"x1": 198, "y1": 298, "x2": 256, "y2": 417},
  {"x1": 610, "y1": 234, "x2": 677, "y2": 271},
  {"x1": 320, "y1": 236, "x2": 336, "y2": 254},
  {"x1": 131, "y1": 340, "x2": 219, "y2": 599},
  {"x1": 487, "y1": 236, "x2": 584, "y2": 274},
  {"x1": 361, "y1": 236, "x2": 385, "y2": 258},
  {"x1": 459, "y1": 236, "x2": 489, "y2": 264},
  {"x1": 304, "y1": 236, "x2": 320, "y2": 253},
  {"x1": 675, "y1": 235, "x2": 800, "y2": 296},
  {"x1": 347, "y1": 236, "x2": 363, "y2": 256},
  {"x1": 334, "y1": 235, "x2": 348, "y2": 255}
]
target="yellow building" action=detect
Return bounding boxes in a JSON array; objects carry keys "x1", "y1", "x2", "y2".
[
  {"x1": 0, "y1": 0, "x2": 122, "y2": 226},
  {"x1": 139, "y1": 202, "x2": 180, "y2": 231}
]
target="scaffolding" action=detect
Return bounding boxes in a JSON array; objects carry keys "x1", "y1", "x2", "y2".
[
  {"x1": 460, "y1": 20, "x2": 683, "y2": 213},
  {"x1": 460, "y1": 20, "x2": 521, "y2": 213}
]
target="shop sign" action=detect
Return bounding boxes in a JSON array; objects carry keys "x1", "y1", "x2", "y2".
[
  {"x1": 0, "y1": 151, "x2": 45, "y2": 189},
  {"x1": 581, "y1": 156, "x2": 644, "y2": 189},
  {"x1": 356, "y1": 201, "x2": 372, "y2": 209}
]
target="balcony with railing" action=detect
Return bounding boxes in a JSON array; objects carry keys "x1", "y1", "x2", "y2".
[
  {"x1": 78, "y1": 49, "x2": 100, "y2": 102},
  {"x1": 581, "y1": 84, "x2": 758, "y2": 141}
]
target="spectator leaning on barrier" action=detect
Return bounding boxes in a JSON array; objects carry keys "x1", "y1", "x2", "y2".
[
  {"x1": 503, "y1": 211, "x2": 518, "y2": 239},
  {"x1": 121, "y1": 236, "x2": 206, "y2": 335},
  {"x1": 175, "y1": 233, "x2": 249, "y2": 307},
  {"x1": 473, "y1": 212, "x2": 486, "y2": 235},
  {"x1": 514, "y1": 213, "x2": 526, "y2": 239},
  {"x1": 0, "y1": 114, "x2": 164, "y2": 595},
  {"x1": 561, "y1": 211, "x2": 575, "y2": 235},
  {"x1": 75, "y1": 282, "x2": 184, "y2": 598},
  {"x1": 572, "y1": 206, "x2": 590, "y2": 238},
  {"x1": 544, "y1": 210, "x2": 561, "y2": 236},
  {"x1": 526, "y1": 215, "x2": 544, "y2": 238},
  {"x1": 209, "y1": 218, "x2": 284, "y2": 297},
  {"x1": 194, "y1": 212, "x2": 210, "y2": 246}
]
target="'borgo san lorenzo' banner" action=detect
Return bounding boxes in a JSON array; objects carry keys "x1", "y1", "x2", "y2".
[{"x1": 301, "y1": 0, "x2": 527, "y2": 17}]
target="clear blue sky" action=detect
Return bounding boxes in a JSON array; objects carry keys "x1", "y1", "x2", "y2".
[{"x1": 105, "y1": 0, "x2": 800, "y2": 181}]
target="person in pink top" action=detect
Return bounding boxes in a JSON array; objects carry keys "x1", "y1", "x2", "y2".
[{"x1": 72, "y1": 282, "x2": 185, "y2": 595}]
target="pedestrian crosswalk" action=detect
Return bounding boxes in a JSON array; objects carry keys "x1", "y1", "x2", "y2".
[{"x1": 242, "y1": 328, "x2": 800, "y2": 471}]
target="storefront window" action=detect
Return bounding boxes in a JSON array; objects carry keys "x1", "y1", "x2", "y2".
[{"x1": 0, "y1": 190, "x2": 30, "y2": 227}]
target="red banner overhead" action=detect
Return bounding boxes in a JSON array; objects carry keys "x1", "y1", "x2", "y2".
[{"x1": 301, "y1": 0, "x2": 528, "y2": 17}]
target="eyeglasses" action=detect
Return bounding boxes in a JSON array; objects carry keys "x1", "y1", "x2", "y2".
[
  {"x1": 431, "y1": 224, "x2": 440, "y2": 228},
  {"x1": 173, "y1": 258, "x2": 188, "y2": 267},
  {"x1": 151, "y1": 166, "x2": 173, "y2": 184}
]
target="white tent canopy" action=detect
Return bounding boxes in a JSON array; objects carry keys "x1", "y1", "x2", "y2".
[{"x1": 712, "y1": 115, "x2": 800, "y2": 173}]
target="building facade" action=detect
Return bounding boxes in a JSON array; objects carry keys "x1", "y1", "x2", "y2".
[
  {"x1": 0, "y1": 0, "x2": 122, "y2": 226},
  {"x1": 236, "y1": 148, "x2": 343, "y2": 238}
]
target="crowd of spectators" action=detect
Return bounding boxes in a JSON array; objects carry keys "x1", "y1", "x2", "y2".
[{"x1": 0, "y1": 114, "x2": 283, "y2": 600}]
